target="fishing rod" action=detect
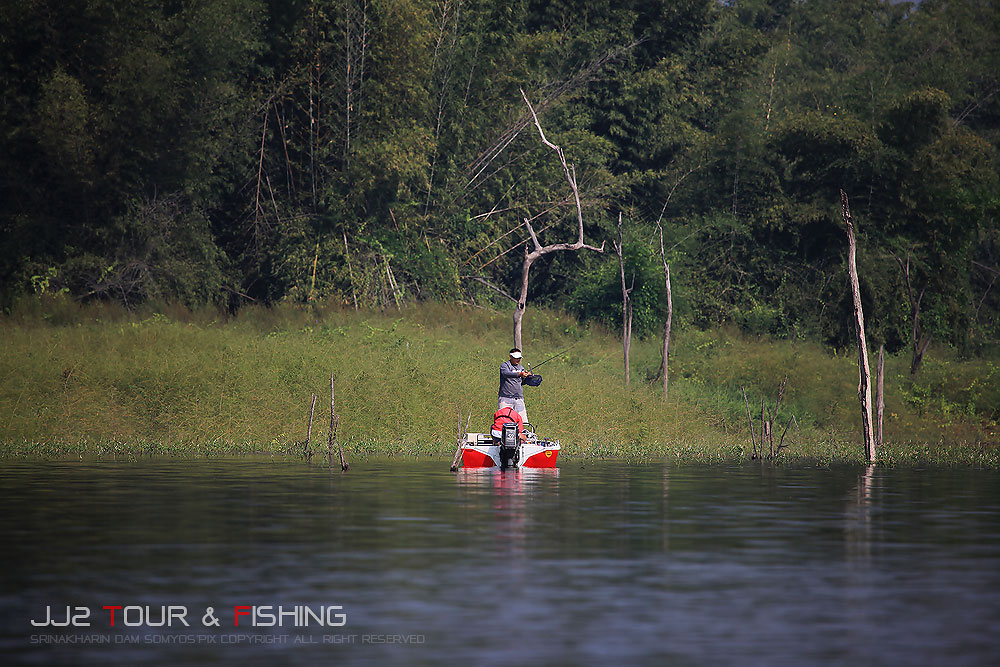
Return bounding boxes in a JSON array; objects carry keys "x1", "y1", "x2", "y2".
[{"x1": 528, "y1": 340, "x2": 579, "y2": 371}]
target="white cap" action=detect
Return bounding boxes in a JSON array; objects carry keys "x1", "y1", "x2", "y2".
[{"x1": 510, "y1": 351, "x2": 522, "y2": 359}]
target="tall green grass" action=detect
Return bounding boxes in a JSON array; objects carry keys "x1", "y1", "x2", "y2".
[{"x1": 1, "y1": 298, "x2": 997, "y2": 465}]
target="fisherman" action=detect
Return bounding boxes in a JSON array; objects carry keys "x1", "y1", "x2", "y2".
[{"x1": 498, "y1": 347, "x2": 532, "y2": 424}]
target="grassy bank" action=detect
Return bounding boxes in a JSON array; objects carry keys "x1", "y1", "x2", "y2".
[{"x1": 2, "y1": 299, "x2": 998, "y2": 466}]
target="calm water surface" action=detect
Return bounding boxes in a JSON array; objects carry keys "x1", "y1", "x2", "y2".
[{"x1": 2, "y1": 459, "x2": 999, "y2": 665}]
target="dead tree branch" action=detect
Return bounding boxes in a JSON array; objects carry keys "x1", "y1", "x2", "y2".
[{"x1": 512, "y1": 88, "x2": 605, "y2": 348}]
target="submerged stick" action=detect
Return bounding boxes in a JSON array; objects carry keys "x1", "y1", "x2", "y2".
[
  {"x1": 741, "y1": 387, "x2": 758, "y2": 459},
  {"x1": 450, "y1": 404, "x2": 465, "y2": 472},
  {"x1": 305, "y1": 394, "x2": 317, "y2": 458},
  {"x1": 326, "y1": 373, "x2": 337, "y2": 468},
  {"x1": 769, "y1": 375, "x2": 787, "y2": 457},
  {"x1": 776, "y1": 415, "x2": 795, "y2": 455},
  {"x1": 331, "y1": 374, "x2": 349, "y2": 471},
  {"x1": 330, "y1": 415, "x2": 340, "y2": 469},
  {"x1": 761, "y1": 397, "x2": 768, "y2": 460},
  {"x1": 328, "y1": 375, "x2": 335, "y2": 468}
]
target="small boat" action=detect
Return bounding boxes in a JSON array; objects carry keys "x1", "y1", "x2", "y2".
[{"x1": 461, "y1": 424, "x2": 560, "y2": 469}]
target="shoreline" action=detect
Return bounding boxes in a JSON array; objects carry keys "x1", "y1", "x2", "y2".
[
  {"x1": 3, "y1": 303, "x2": 997, "y2": 468},
  {"x1": 3, "y1": 438, "x2": 997, "y2": 468}
]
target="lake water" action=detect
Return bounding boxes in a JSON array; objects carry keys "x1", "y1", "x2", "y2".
[{"x1": 2, "y1": 459, "x2": 999, "y2": 665}]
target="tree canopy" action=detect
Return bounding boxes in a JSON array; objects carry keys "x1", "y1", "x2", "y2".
[{"x1": 2, "y1": 0, "x2": 998, "y2": 356}]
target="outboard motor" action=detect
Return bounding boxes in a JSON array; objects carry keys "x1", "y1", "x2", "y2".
[{"x1": 499, "y1": 422, "x2": 519, "y2": 469}]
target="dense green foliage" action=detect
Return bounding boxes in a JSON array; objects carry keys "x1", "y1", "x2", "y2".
[{"x1": 3, "y1": 0, "x2": 999, "y2": 359}]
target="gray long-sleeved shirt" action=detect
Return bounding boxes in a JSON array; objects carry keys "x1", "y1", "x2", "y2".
[{"x1": 498, "y1": 361, "x2": 525, "y2": 399}]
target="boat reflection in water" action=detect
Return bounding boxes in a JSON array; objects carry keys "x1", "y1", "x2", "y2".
[
  {"x1": 455, "y1": 466, "x2": 560, "y2": 489},
  {"x1": 455, "y1": 467, "x2": 560, "y2": 563}
]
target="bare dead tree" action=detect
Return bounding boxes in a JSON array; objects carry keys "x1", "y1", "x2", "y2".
[
  {"x1": 645, "y1": 161, "x2": 700, "y2": 394},
  {"x1": 891, "y1": 250, "x2": 932, "y2": 375},
  {"x1": 656, "y1": 222, "x2": 673, "y2": 398},
  {"x1": 841, "y1": 190, "x2": 876, "y2": 464},
  {"x1": 614, "y1": 213, "x2": 634, "y2": 385},
  {"x1": 513, "y1": 88, "x2": 605, "y2": 348}
]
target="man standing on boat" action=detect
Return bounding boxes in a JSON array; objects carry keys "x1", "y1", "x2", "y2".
[{"x1": 499, "y1": 348, "x2": 532, "y2": 424}]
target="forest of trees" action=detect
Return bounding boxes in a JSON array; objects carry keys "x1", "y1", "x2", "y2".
[{"x1": 2, "y1": 0, "x2": 998, "y2": 358}]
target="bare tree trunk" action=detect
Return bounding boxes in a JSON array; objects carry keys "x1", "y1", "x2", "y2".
[
  {"x1": 875, "y1": 344, "x2": 885, "y2": 450},
  {"x1": 841, "y1": 190, "x2": 876, "y2": 464},
  {"x1": 513, "y1": 256, "x2": 532, "y2": 350},
  {"x1": 513, "y1": 89, "x2": 605, "y2": 348},
  {"x1": 649, "y1": 165, "x2": 697, "y2": 395},
  {"x1": 614, "y1": 213, "x2": 634, "y2": 385},
  {"x1": 657, "y1": 223, "x2": 672, "y2": 399}
]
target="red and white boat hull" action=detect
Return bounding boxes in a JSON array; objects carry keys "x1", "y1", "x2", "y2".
[{"x1": 461, "y1": 433, "x2": 560, "y2": 469}]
